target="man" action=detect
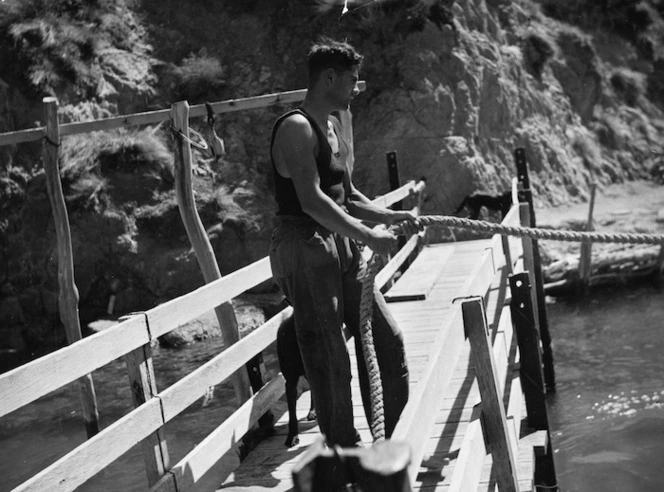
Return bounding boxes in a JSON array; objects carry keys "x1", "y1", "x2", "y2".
[{"x1": 268, "y1": 38, "x2": 419, "y2": 447}]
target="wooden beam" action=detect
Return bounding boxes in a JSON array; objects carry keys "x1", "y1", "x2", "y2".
[
  {"x1": 151, "y1": 375, "x2": 286, "y2": 492},
  {"x1": 0, "y1": 83, "x2": 367, "y2": 147},
  {"x1": 447, "y1": 405, "x2": 486, "y2": 492},
  {"x1": 462, "y1": 297, "x2": 519, "y2": 492},
  {"x1": 391, "y1": 307, "x2": 466, "y2": 485},
  {"x1": 42, "y1": 97, "x2": 100, "y2": 438},
  {"x1": 171, "y1": 100, "x2": 252, "y2": 406},
  {"x1": 125, "y1": 343, "x2": 171, "y2": 487},
  {"x1": 13, "y1": 399, "x2": 164, "y2": 492},
  {"x1": 0, "y1": 315, "x2": 148, "y2": 418},
  {"x1": 158, "y1": 307, "x2": 291, "y2": 422},
  {"x1": 578, "y1": 183, "x2": 596, "y2": 296}
]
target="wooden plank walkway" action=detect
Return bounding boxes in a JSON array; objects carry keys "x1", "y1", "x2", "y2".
[{"x1": 218, "y1": 239, "x2": 537, "y2": 491}]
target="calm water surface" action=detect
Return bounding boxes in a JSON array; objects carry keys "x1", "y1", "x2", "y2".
[
  {"x1": 547, "y1": 284, "x2": 664, "y2": 492},
  {"x1": 1, "y1": 285, "x2": 663, "y2": 491}
]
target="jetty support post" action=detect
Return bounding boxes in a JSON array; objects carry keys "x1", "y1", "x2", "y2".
[
  {"x1": 578, "y1": 184, "x2": 596, "y2": 297},
  {"x1": 170, "y1": 101, "x2": 260, "y2": 411},
  {"x1": 514, "y1": 148, "x2": 556, "y2": 392},
  {"x1": 462, "y1": 297, "x2": 519, "y2": 492},
  {"x1": 509, "y1": 272, "x2": 557, "y2": 488},
  {"x1": 42, "y1": 97, "x2": 100, "y2": 438}
]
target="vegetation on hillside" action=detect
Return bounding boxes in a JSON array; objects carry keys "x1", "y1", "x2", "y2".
[{"x1": 1, "y1": 0, "x2": 663, "y2": 360}]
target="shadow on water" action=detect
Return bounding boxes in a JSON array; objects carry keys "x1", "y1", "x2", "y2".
[{"x1": 546, "y1": 283, "x2": 664, "y2": 492}]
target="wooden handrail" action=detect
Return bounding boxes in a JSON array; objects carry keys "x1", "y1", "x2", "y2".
[
  {"x1": 2, "y1": 176, "x2": 422, "y2": 492},
  {"x1": 0, "y1": 82, "x2": 366, "y2": 147},
  {"x1": 0, "y1": 179, "x2": 419, "y2": 418}
]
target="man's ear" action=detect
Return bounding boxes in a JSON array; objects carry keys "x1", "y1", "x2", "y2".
[{"x1": 323, "y1": 68, "x2": 337, "y2": 87}]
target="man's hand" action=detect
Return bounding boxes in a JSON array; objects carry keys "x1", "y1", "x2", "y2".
[
  {"x1": 386, "y1": 210, "x2": 424, "y2": 236},
  {"x1": 365, "y1": 227, "x2": 398, "y2": 256}
]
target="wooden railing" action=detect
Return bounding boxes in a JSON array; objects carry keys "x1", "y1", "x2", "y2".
[
  {"x1": 0, "y1": 180, "x2": 424, "y2": 492},
  {"x1": 0, "y1": 81, "x2": 425, "y2": 491}
]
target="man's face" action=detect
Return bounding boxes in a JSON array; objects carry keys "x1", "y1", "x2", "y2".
[{"x1": 330, "y1": 66, "x2": 360, "y2": 110}]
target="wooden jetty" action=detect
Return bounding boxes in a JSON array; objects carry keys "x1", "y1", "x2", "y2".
[{"x1": 0, "y1": 85, "x2": 557, "y2": 491}]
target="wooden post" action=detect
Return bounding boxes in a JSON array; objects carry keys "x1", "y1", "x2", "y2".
[
  {"x1": 292, "y1": 438, "x2": 412, "y2": 492},
  {"x1": 170, "y1": 100, "x2": 252, "y2": 406},
  {"x1": 655, "y1": 245, "x2": 664, "y2": 288},
  {"x1": 386, "y1": 151, "x2": 409, "y2": 276},
  {"x1": 508, "y1": 273, "x2": 548, "y2": 430},
  {"x1": 386, "y1": 151, "x2": 403, "y2": 211},
  {"x1": 514, "y1": 148, "x2": 555, "y2": 392},
  {"x1": 462, "y1": 297, "x2": 519, "y2": 492},
  {"x1": 578, "y1": 184, "x2": 596, "y2": 297},
  {"x1": 124, "y1": 342, "x2": 172, "y2": 487},
  {"x1": 42, "y1": 97, "x2": 100, "y2": 438}
]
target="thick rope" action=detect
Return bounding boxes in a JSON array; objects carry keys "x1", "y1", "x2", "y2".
[
  {"x1": 359, "y1": 255, "x2": 386, "y2": 442},
  {"x1": 414, "y1": 215, "x2": 664, "y2": 245},
  {"x1": 357, "y1": 214, "x2": 664, "y2": 445}
]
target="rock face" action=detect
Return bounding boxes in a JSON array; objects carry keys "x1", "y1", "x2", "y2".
[{"x1": 1, "y1": 0, "x2": 663, "y2": 359}]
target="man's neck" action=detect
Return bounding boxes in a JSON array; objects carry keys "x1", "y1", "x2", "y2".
[{"x1": 301, "y1": 96, "x2": 333, "y2": 130}]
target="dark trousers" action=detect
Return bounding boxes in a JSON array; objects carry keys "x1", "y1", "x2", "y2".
[{"x1": 269, "y1": 216, "x2": 409, "y2": 446}]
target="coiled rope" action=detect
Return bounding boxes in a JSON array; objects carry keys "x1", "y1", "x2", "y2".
[{"x1": 358, "y1": 215, "x2": 664, "y2": 443}]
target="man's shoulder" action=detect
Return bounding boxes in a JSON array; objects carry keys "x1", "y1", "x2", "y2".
[{"x1": 274, "y1": 111, "x2": 315, "y2": 141}]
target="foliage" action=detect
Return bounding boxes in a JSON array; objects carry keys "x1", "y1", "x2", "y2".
[
  {"x1": 59, "y1": 128, "x2": 173, "y2": 210},
  {"x1": 162, "y1": 50, "x2": 227, "y2": 104},
  {"x1": 0, "y1": 0, "x2": 142, "y2": 95}
]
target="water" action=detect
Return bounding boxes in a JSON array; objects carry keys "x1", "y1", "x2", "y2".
[
  {"x1": 2, "y1": 286, "x2": 664, "y2": 491},
  {"x1": 547, "y1": 284, "x2": 664, "y2": 492},
  {"x1": 0, "y1": 336, "x2": 282, "y2": 492}
]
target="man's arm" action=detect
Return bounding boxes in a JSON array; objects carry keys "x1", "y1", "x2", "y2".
[
  {"x1": 273, "y1": 115, "x2": 396, "y2": 255},
  {"x1": 345, "y1": 181, "x2": 422, "y2": 235}
]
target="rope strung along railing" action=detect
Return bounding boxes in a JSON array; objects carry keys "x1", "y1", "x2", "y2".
[
  {"x1": 357, "y1": 213, "x2": 664, "y2": 443},
  {"x1": 414, "y1": 215, "x2": 664, "y2": 245}
]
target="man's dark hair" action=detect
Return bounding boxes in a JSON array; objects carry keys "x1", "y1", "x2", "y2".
[{"x1": 308, "y1": 37, "x2": 363, "y2": 86}]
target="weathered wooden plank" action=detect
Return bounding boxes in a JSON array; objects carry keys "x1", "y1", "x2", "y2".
[
  {"x1": 392, "y1": 307, "x2": 466, "y2": 486},
  {"x1": 125, "y1": 344, "x2": 171, "y2": 487},
  {"x1": 462, "y1": 298, "x2": 518, "y2": 492},
  {"x1": 372, "y1": 180, "x2": 425, "y2": 210},
  {"x1": 158, "y1": 308, "x2": 291, "y2": 422},
  {"x1": 152, "y1": 375, "x2": 285, "y2": 492},
  {"x1": 0, "y1": 315, "x2": 148, "y2": 418},
  {"x1": 57, "y1": 83, "x2": 364, "y2": 137},
  {"x1": 384, "y1": 242, "x2": 453, "y2": 302},
  {"x1": 376, "y1": 232, "x2": 423, "y2": 291},
  {"x1": 447, "y1": 405, "x2": 485, "y2": 492},
  {"x1": 13, "y1": 399, "x2": 164, "y2": 492},
  {"x1": 171, "y1": 100, "x2": 252, "y2": 405},
  {"x1": 147, "y1": 258, "x2": 272, "y2": 338},
  {"x1": 42, "y1": 96, "x2": 100, "y2": 437}
]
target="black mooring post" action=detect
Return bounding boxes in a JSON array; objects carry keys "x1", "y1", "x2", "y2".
[
  {"x1": 386, "y1": 151, "x2": 403, "y2": 210},
  {"x1": 514, "y1": 148, "x2": 556, "y2": 392},
  {"x1": 509, "y1": 271, "x2": 559, "y2": 492},
  {"x1": 509, "y1": 272, "x2": 548, "y2": 429},
  {"x1": 386, "y1": 151, "x2": 409, "y2": 272}
]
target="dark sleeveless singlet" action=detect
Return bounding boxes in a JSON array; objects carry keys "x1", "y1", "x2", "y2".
[{"x1": 270, "y1": 108, "x2": 349, "y2": 217}]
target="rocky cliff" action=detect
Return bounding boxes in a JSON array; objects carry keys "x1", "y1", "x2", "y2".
[{"x1": 1, "y1": 0, "x2": 663, "y2": 361}]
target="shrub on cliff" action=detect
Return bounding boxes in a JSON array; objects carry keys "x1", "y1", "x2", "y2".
[
  {"x1": 0, "y1": 0, "x2": 147, "y2": 97},
  {"x1": 59, "y1": 128, "x2": 174, "y2": 211}
]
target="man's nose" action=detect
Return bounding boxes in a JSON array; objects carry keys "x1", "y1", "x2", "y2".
[{"x1": 352, "y1": 84, "x2": 360, "y2": 96}]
